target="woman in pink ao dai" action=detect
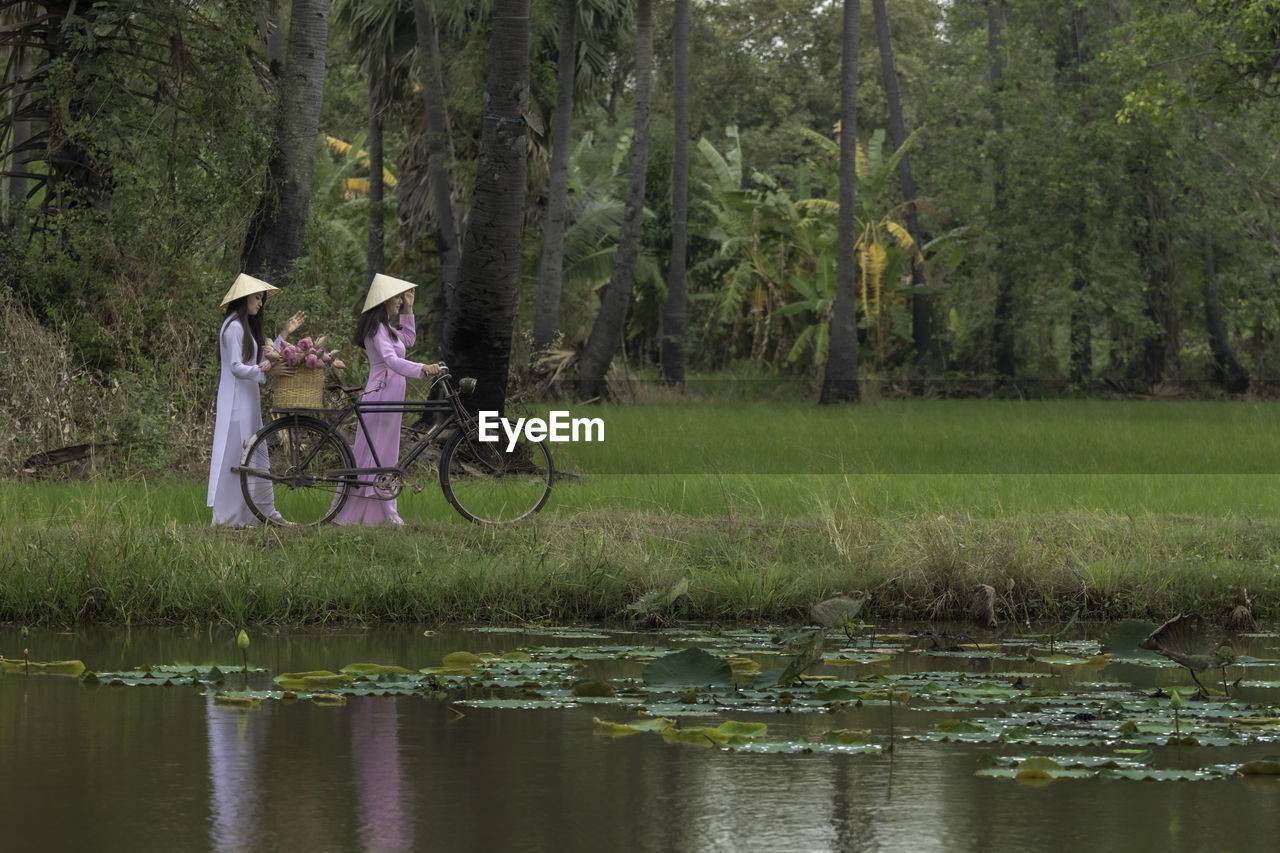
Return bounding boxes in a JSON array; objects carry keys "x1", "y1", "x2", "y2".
[{"x1": 333, "y1": 274, "x2": 444, "y2": 525}]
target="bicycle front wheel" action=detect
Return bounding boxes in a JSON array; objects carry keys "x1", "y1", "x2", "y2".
[
  {"x1": 240, "y1": 416, "x2": 355, "y2": 526},
  {"x1": 439, "y1": 426, "x2": 553, "y2": 523}
]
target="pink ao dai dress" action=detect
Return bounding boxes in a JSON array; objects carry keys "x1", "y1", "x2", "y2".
[
  {"x1": 332, "y1": 315, "x2": 429, "y2": 525},
  {"x1": 207, "y1": 315, "x2": 283, "y2": 526}
]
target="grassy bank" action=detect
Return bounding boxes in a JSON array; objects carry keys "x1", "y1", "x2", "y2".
[
  {"x1": 4, "y1": 399, "x2": 1279, "y2": 628},
  {"x1": 2, "y1": 481, "x2": 1277, "y2": 628}
]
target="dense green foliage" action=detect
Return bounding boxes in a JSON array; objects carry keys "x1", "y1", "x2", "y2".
[{"x1": 1, "y1": 0, "x2": 1279, "y2": 472}]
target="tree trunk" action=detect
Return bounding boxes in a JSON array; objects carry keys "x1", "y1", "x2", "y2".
[
  {"x1": 413, "y1": 0, "x2": 461, "y2": 336},
  {"x1": 660, "y1": 0, "x2": 690, "y2": 387},
  {"x1": 819, "y1": 0, "x2": 861, "y2": 405},
  {"x1": 1135, "y1": 180, "x2": 1180, "y2": 388},
  {"x1": 40, "y1": 1, "x2": 113, "y2": 227},
  {"x1": 987, "y1": 0, "x2": 1015, "y2": 382},
  {"x1": 241, "y1": 0, "x2": 329, "y2": 286},
  {"x1": 442, "y1": 0, "x2": 530, "y2": 418},
  {"x1": 6, "y1": 50, "x2": 30, "y2": 237},
  {"x1": 366, "y1": 65, "x2": 385, "y2": 286},
  {"x1": 532, "y1": 0, "x2": 578, "y2": 352},
  {"x1": 1056, "y1": 7, "x2": 1093, "y2": 387},
  {"x1": 577, "y1": 0, "x2": 655, "y2": 401},
  {"x1": 1200, "y1": 224, "x2": 1248, "y2": 393},
  {"x1": 871, "y1": 0, "x2": 930, "y2": 368}
]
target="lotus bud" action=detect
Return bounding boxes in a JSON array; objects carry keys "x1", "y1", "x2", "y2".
[{"x1": 237, "y1": 630, "x2": 250, "y2": 650}]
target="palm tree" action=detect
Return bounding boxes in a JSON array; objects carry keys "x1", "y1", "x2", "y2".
[
  {"x1": 442, "y1": 0, "x2": 530, "y2": 417},
  {"x1": 987, "y1": 0, "x2": 1014, "y2": 381},
  {"x1": 820, "y1": 0, "x2": 861, "y2": 405},
  {"x1": 660, "y1": 0, "x2": 690, "y2": 387},
  {"x1": 532, "y1": 0, "x2": 579, "y2": 352},
  {"x1": 871, "y1": 0, "x2": 931, "y2": 367},
  {"x1": 333, "y1": 0, "x2": 416, "y2": 286},
  {"x1": 577, "y1": 0, "x2": 655, "y2": 401},
  {"x1": 242, "y1": 0, "x2": 330, "y2": 287},
  {"x1": 413, "y1": 0, "x2": 461, "y2": 325}
]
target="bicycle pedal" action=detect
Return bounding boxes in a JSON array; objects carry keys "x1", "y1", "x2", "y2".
[{"x1": 411, "y1": 484, "x2": 424, "y2": 495}]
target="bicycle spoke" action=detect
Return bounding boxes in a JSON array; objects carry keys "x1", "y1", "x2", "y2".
[
  {"x1": 240, "y1": 417, "x2": 353, "y2": 526},
  {"x1": 440, "y1": 429, "x2": 553, "y2": 523}
]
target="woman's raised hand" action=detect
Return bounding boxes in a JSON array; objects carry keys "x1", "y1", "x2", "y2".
[{"x1": 281, "y1": 311, "x2": 306, "y2": 339}]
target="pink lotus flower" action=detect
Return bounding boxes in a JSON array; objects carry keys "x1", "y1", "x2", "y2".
[{"x1": 266, "y1": 333, "x2": 344, "y2": 372}]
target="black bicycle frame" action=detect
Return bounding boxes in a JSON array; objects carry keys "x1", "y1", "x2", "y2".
[{"x1": 270, "y1": 382, "x2": 475, "y2": 488}]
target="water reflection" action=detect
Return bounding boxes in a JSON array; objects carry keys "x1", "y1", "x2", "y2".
[
  {"x1": 207, "y1": 696, "x2": 269, "y2": 852},
  {"x1": 6, "y1": 625, "x2": 1280, "y2": 853},
  {"x1": 352, "y1": 699, "x2": 414, "y2": 852}
]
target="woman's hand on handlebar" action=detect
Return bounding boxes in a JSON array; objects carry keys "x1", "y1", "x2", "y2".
[{"x1": 422, "y1": 362, "x2": 448, "y2": 378}]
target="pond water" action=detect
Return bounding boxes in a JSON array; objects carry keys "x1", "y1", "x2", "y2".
[{"x1": 3, "y1": 623, "x2": 1280, "y2": 852}]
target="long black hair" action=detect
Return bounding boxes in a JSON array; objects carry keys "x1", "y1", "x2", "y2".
[
  {"x1": 353, "y1": 302, "x2": 398, "y2": 349},
  {"x1": 219, "y1": 297, "x2": 266, "y2": 364}
]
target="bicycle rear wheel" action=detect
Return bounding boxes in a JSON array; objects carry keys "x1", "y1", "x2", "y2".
[
  {"x1": 239, "y1": 416, "x2": 355, "y2": 526},
  {"x1": 439, "y1": 425, "x2": 553, "y2": 523}
]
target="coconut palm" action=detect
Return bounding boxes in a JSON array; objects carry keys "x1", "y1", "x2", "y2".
[
  {"x1": 577, "y1": 0, "x2": 655, "y2": 401},
  {"x1": 532, "y1": 0, "x2": 580, "y2": 352},
  {"x1": 412, "y1": 0, "x2": 461, "y2": 325},
  {"x1": 660, "y1": 0, "x2": 690, "y2": 386},
  {"x1": 333, "y1": 0, "x2": 417, "y2": 285},
  {"x1": 820, "y1": 0, "x2": 862, "y2": 404},
  {"x1": 242, "y1": 0, "x2": 331, "y2": 286},
  {"x1": 872, "y1": 0, "x2": 932, "y2": 365},
  {"x1": 442, "y1": 0, "x2": 530, "y2": 417}
]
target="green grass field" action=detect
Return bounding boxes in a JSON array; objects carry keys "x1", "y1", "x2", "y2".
[{"x1": 3, "y1": 399, "x2": 1279, "y2": 627}]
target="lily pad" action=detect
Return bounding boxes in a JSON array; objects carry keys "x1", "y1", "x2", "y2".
[
  {"x1": 1, "y1": 658, "x2": 85, "y2": 677},
  {"x1": 642, "y1": 648, "x2": 733, "y2": 687}
]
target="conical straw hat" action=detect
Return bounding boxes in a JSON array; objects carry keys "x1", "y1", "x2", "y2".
[
  {"x1": 220, "y1": 273, "x2": 279, "y2": 308},
  {"x1": 362, "y1": 273, "x2": 418, "y2": 313}
]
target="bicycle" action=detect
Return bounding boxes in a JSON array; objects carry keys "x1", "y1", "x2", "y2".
[{"x1": 233, "y1": 370, "x2": 553, "y2": 526}]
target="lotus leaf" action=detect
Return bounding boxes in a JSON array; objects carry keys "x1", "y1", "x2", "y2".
[
  {"x1": 822, "y1": 729, "x2": 871, "y2": 745},
  {"x1": 1237, "y1": 757, "x2": 1280, "y2": 775},
  {"x1": 593, "y1": 716, "x2": 676, "y2": 736},
  {"x1": 273, "y1": 671, "x2": 353, "y2": 690},
  {"x1": 642, "y1": 648, "x2": 733, "y2": 686},
  {"x1": 1, "y1": 658, "x2": 85, "y2": 676},
  {"x1": 571, "y1": 680, "x2": 615, "y2": 698},
  {"x1": 442, "y1": 652, "x2": 485, "y2": 668},
  {"x1": 341, "y1": 663, "x2": 414, "y2": 676},
  {"x1": 213, "y1": 693, "x2": 262, "y2": 709}
]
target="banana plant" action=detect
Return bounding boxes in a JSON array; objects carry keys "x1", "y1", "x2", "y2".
[
  {"x1": 694, "y1": 125, "x2": 931, "y2": 372},
  {"x1": 798, "y1": 127, "x2": 924, "y2": 366}
]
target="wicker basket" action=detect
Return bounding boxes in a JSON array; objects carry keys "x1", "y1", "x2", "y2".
[{"x1": 273, "y1": 366, "x2": 325, "y2": 409}]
